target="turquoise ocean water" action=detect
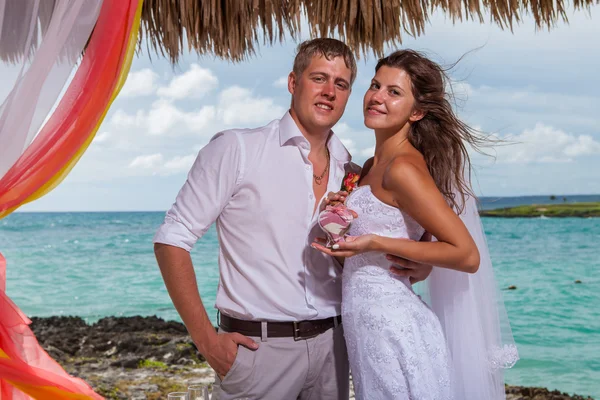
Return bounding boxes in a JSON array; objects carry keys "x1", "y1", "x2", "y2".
[{"x1": 1, "y1": 197, "x2": 599, "y2": 397}]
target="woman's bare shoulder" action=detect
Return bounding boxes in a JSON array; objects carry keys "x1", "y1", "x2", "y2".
[{"x1": 383, "y1": 153, "x2": 431, "y2": 192}]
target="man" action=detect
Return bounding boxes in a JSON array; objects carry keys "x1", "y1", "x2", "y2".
[{"x1": 153, "y1": 38, "x2": 431, "y2": 400}]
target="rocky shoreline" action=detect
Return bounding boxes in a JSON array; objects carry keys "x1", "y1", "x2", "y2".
[
  {"x1": 479, "y1": 203, "x2": 600, "y2": 218},
  {"x1": 27, "y1": 316, "x2": 593, "y2": 400}
]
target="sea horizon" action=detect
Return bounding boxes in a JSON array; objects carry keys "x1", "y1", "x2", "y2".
[{"x1": 12, "y1": 193, "x2": 600, "y2": 214}]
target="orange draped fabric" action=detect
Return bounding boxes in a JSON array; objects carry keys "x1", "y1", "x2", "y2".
[
  {"x1": 0, "y1": 0, "x2": 142, "y2": 218},
  {"x1": 0, "y1": 0, "x2": 143, "y2": 398},
  {"x1": 0, "y1": 256, "x2": 102, "y2": 399}
]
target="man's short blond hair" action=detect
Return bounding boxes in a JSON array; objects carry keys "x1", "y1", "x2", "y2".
[{"x1": 293, "y1": 38, "x2": 357, "y2": 85}]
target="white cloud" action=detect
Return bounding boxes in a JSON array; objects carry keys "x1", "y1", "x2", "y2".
[
  {"x1": 360, "y1": 146, "x2": 375, "y2": 157},
  {"x1": 146, "y1": 100, "x2": 216, "y2": 136},
  {"x1": 164, "y1": 154, "x2": 196, "y2": 172},
  {"x1": 147, "y1": 100, "x2": 185, "y2": 135},
  {"x1": 446, "y1": 80, "x2": 473, "y2": 109},
  {"x1": 110, "y1": 100, "x2": 217, "y2": 137},
  {"x1": 94, "y1": 131, "x2": 111, "y2": 143},
  {"x1": 110, "y1": 82, "x2": 283, "y2": 139},
  {"x1": 110, "y1": 109, "x2": 145, "y2": 128},
  {"x1": 183, "y1": 106, "x2": 218, "y2": 133},
  {"x1": 128, "y1": 153, "x2": 196, "y2": 176},
  {"x1": 564, "y1": 135, "x2": 600, "y2": 157},
  {"x1": 120, "y1": 69, "x2": 159, "y2": 97},
  {"x1": 491, "y1": 123, "x2": 600, "y2": 163},
  {"x1": 339, "y1": 138, "x2": 357, "y2": 155},
  {"x1": 217, "y1": 86, "x2": 285, "y2": 125},
  {"x1": 273, "y1": 76, "x2": 288, "y2": 88},
  {"x1": 461, "y1": 84, "x2": 600, "y2": 122},
  {"x1": 157, "y1": 64, "x2": 218, "y2": 100},
  {"x1": 129, "y1": 153, "x2": 164, "y2": 169},
  {"x1": 333, "y1": 122, "x2": 352, "y2": 135},
  {"x1": 335, "y1": 123, "x2": 360, "y2": 155},
  {"x1": 333, "y1": 122, "x2": 374, "y2": 163},
  {"x1": 145, "y1": 100, "x2": 183, "y2": 135}
]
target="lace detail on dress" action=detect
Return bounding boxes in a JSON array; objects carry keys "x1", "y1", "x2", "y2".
[
  {"x1": 348, "y1": 185, "x2": 425, "y2": 240},
  {"x1": 342, "y1": 186, "x2": 454, "y2": 400}
]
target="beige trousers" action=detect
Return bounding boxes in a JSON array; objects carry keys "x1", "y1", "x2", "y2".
[{"x1": 212, "y1": 324, "x2": 349, "y2": 400}]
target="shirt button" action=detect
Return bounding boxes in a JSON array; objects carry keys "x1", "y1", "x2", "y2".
[
  {"x1": 309, "y1": 194, "x2": 314, "y2": 199},
  {"x1": 305, "y1": 165, "x2": 310, "y2": 171}
]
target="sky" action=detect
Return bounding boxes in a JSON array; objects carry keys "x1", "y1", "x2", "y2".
[{"x1": 12, "y1": 6, "x2": 600, "y2": 211}]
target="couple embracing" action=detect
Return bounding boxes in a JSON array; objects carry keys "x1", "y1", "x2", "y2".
[{"x1": 153, "y1": 38, "x2": 518, "y2": 400}]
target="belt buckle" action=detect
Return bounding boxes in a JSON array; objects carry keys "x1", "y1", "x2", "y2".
[
  {"x1": 293, "y1": 321, "x2": 302, "y2": 341},
  {"x1": 293, "y1": 321, "x2": 319, "y2": 341}
]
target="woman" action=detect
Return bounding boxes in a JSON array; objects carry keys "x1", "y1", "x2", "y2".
[{"x1": 313, "y1": 50, "x2": 518, "y2": 399}]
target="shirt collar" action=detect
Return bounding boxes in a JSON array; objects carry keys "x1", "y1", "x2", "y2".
[{"x1": 279, "y1": 111, "x2": 352, "y2": 163}]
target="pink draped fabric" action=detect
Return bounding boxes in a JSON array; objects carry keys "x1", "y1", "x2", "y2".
[
  {"x1": 0, "y1": 0, "x2": 103, "y2": 177},
  {"x1": 0, "y1": 254, "x2": 103, "y2": 399},
  {"x1": 0, "y1": 0, "x2": 144, "y2": 398}
]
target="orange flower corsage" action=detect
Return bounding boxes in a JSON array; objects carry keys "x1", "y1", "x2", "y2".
[{"x1": 341, "y1": 172, "x2": 360, "y2": 193}]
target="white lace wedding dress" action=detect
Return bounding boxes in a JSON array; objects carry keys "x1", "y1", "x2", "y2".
[{"x1": 342, "y1": 185, "x2": 454, "y2": 399}]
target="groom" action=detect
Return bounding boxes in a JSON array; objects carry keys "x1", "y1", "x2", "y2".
[{"x1": 153, "y1": 38, "x2": 431, "y2": 400}]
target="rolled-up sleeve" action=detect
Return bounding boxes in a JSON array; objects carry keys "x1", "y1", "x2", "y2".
[{"x1": 153, "y1": 131, "x2": 243, "y2": 251}]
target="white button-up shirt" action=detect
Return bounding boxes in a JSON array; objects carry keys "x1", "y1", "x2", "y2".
[{"x1": 153, "y1": 112, "x2": 357, "y2": 322}]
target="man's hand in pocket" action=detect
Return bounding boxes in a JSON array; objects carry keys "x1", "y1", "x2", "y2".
[{"x1": 201, "y1": 332, "x2": 258, "y2": 379}]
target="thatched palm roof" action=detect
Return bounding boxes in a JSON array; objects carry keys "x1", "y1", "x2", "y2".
[
  {"x1": 1, "y1": 0, "x2": 598, "y2": 63},
  {"x1": 141, "y1": 0, "x2": 599, "y2": 63}
]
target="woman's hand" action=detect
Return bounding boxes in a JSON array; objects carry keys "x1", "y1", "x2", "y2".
[{"x1": 311, "y1": 234, "x2": 377, "y2": 258}]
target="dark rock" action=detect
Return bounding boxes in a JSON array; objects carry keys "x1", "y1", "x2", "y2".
[
  {"x1": 30, "y1": 316, "x2": 88, "y2": 332},
  {"x1": 575, "y1": 280, "x2": 582, "y2": 284},
  {"x1": 92, "y1": 315, "x2": 187, "y2": 335},
  {"x1": 507, "y1": 285, "x2": 517, "y2": 290},
  {"x1": 44, "y1": 344, "x2": 67, "y2": 361},
  {"x1": 505, "y1": 385, "x2": 594, "y2": 400},
  {"x1": 176, "y1": 357, "x2": 195, "y2": 365},
  {"x1": 28, "y1": 316, "x2": 206, "y2": 371},
  {"x1": 111, "y1": 357, "x2": 143, "y2": 369},
  {"x1": 29, "y1": 316, "x2": 89, "y2": 359},
  {"x1": 26, "y1": 316, "x2": 594, "y2": 400}
]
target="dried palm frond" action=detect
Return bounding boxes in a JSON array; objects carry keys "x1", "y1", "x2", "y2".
[
  {"x1": 1, "y1": 0, "x2": 597, "y2": 64},
  {"x1": 139, "y1": 0, "x2": 598, "y2": 63}
]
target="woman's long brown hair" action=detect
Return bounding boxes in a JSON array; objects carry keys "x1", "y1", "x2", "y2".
[{"x1": 376, "y1": 50, "x2": 487, "y2": 214}]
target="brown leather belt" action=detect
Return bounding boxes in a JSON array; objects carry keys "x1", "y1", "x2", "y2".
[{"x1": 219, "y1": 314, "x2": 342, "y2": 341}]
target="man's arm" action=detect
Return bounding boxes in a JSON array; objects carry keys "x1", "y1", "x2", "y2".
[
  {"x1": 154, "y1": 244, "x2": 257, "y2": 378},
  {"x1": 153, "y1": 132, "x2": 257, "y2": 379}
]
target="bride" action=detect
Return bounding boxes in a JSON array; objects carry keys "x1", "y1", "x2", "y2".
[{"x1": 313, "y1": 50, "x2": 518, "y2": 399}]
